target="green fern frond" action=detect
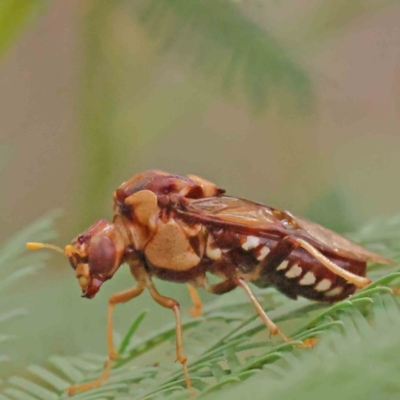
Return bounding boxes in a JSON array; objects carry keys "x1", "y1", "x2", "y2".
[
  {"x1": 2, "y1": 213, "x2": 400, "y2": 399},
  {"x1": 211, "y1": 291, "x2": 400, "y2": 400},
  {"x1": 131, "y1": 0, "x2": 313, "y2": 112},
  {"x1": 0, "y1": 211, "x2": 60, "y2": 365}
]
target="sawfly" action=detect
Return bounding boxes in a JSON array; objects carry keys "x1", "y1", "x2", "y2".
[{"x1": 27, "y1": 170, "x2": 393, "y2": 395}]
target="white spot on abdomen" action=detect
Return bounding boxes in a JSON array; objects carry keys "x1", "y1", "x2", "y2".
[
  {"x1": 242, "y1": 235, "x2": 260, "y2": 250},
  {"x1": 276, "y1": 260, "x2": 289, "y2": 271},
  {"x1": 299, "y1": 271, "x2": 316, "y2": 285},
  {"x1": 257, "y1": 246, "x2": 270, "y2": 261},
  {"x1": 315, "y1": 279, "x2": 332, "y2": 292},
  {"x1": 325, "y1": 287, "x2": 343, "y2": 297},
  {"x1": 285, "y1": 264, "x2": 302, "y2": 278},
  {"x1": 206, "y1": 235, "x2": 222, "y2": 260}
]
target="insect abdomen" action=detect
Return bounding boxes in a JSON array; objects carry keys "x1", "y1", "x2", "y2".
[
  {"x1": 255, "y1": 248, "x2": 366, "y2": 302},
  {"x1": 207, "y1": 229, "x2": 366, "y2": 303}
]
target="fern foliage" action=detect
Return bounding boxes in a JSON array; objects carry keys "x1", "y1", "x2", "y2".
[
  {"x1": 1, "y1": 213, "x2": 399, "y2": 399},
  {"x1": 131, "y1": 0, "x2": 313, "y2": 112},
  {"x1": 0, "y1": 211, "x2": 59, "y2": 366}
]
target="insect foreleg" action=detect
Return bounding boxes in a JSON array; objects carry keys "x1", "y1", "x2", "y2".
[
  {"x1": 67, "y1": 285, "x2": 145, "y2": 396},
  {"x1": 147, "y1": 282, "x2": 192, "y2": 390},
  {"x1": 67, "y1": 358, "x2": 114, "y2": 396},
  {"x1": 294, "y1": 238, "x2": 371, "y2": 288},
  {"x1": 107, "y1": 286, "x2": 145, "y2": 358}
]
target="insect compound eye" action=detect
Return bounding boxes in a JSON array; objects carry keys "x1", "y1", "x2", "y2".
[{"x1": 88, "y1": 235, "x2": 116, "y2": 275}]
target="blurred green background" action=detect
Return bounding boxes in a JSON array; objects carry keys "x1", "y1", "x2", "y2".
[{"x1": 0, "y1": 0, "x2": 400, "y2": 389}]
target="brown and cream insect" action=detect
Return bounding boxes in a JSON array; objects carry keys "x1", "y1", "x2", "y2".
[{"x1": 27, "y1": 170, "x2": 393, "y2": 395}]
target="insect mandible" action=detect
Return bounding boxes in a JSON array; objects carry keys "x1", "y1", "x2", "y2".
[{"x1": 27, "y1": 170, "x2": 393, "y2": 395}]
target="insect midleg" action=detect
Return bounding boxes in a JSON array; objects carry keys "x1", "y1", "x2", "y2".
[
  {"x1": 187, "y1": 280, "x2": 237, "y2": 317},
  {"x1": 147, "y1": 282, "x2": 192, "y2": 390},
  {"x1": 187, "y1": 284, "x2": 203, "y2": 317},
  {"x1": 294, "y1": 238, "x2": 371, "y2": 288},
  {"x1": 67, "y1": 285, "x2": 145, "y2": 396}
]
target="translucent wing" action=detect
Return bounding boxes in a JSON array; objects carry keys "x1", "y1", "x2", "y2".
[
  {"x1": 178, "y1": 196, "x2": 393, "y2": 265},
  {"x1": 181, "y1": 196, "x2": 291, "y2": 229},
  {"x1": 291, "y1": 215, "x2": 394, "y2": 264}
]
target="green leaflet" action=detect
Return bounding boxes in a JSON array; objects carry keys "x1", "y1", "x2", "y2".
[
  {"x1": 0, "y1": 212, "x2": 59, "y2": 366},
  {"x1": 132, "y1": 0, "x2": 313, "y2": 113}
]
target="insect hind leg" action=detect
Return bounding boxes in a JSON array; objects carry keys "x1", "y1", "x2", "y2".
[
  {"x1": 294, "y1": 238, "x2": 371, "y2": 288},
  {"x1": 235, "y1": 278, "x2": 288, "y2": 340},
  {"x1": 235, "y1": 278, "x2": 315, "y2": 347},
  {"x1": 259, "y1": 236, "x2": 371, "y2": 289},
  {"x1": 206, "y1": 279, "x2": 237, "y2": 295}
]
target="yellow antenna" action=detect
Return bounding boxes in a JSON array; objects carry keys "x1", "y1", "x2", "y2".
[{"x1": 26, "y1": 242, "x2": 65, "y2": 255}]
